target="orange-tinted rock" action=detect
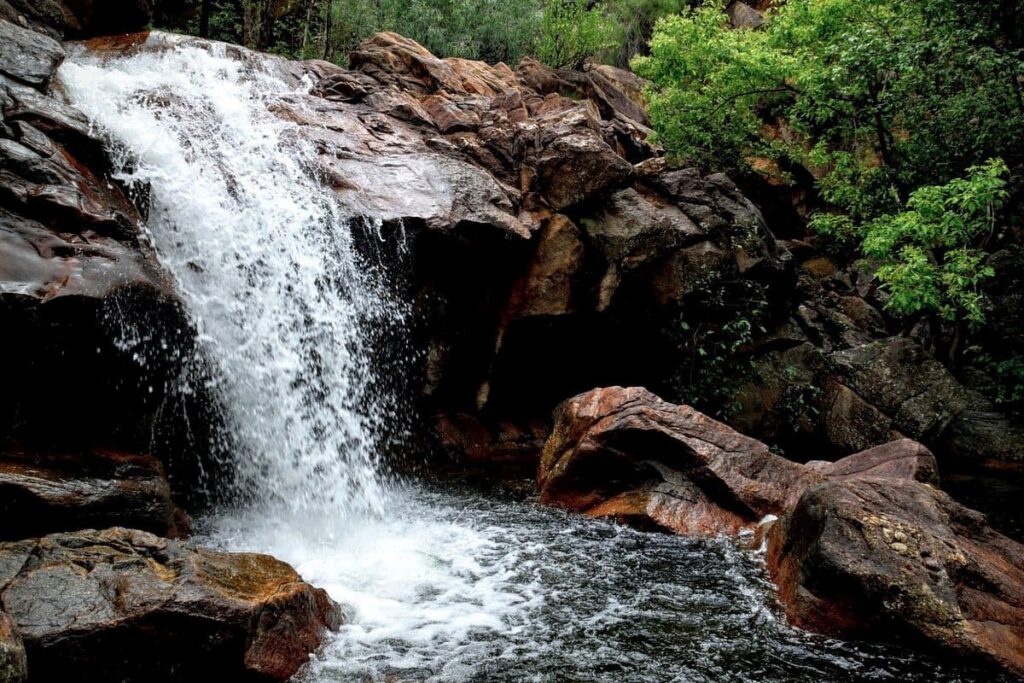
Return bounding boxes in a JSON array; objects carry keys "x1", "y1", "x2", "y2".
[
  {"x1": 768, "y1": 478, "x2": 1024, "y2": 677},
  {"x1": 538, "y1": 387, "x2": 942, "y2": 537},
  {"x1": 537, "y1": 386, "x2": 807, "y2": 535},
  {"x1": 0, "y1": 527, "x2": 342, "y2": 682}
]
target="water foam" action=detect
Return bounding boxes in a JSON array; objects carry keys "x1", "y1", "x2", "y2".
[{"x1": 59, "y1": 41, "x2": 399, "y2": 518}]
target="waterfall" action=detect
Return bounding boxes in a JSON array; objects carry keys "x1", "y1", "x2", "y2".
[{"x1": 58, "y1": 41, "x2": 400, "y2": 519}]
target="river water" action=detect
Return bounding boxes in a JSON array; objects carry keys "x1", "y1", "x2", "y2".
[{"x1": 58, "y1": 38, "x2": 1010, "y2": 683}]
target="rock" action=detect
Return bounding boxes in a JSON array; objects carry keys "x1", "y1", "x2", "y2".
[
  {"x1": 726, "y1": 0, "x2": 766, "y2": 29},
  {"x1": 767, "y1": 477, "x2": 1024, "y2": 677},
  {"x1": 0, "y1": 527, "x2": 342, "y2": 682},
  {"x1": 817, "y1": 438, "x2": 939, "y2": 486},
  {"x1": 828, "y1": 337, "x2": 1024, "y2": 461},
  {"x1": 537, "y1": 386, "x2": 808, "y2": 535},
  {"x1": 0, "y1": 0, "x2": 153, "y2": 39},
  {"x1": 0, "y1": 19, "x2": 64, "y2": 86},
  {"x1": 828, "y1": 337, "x2": 967, "y2": 440},
  {"x1": 0, "y1": 37, "x2": 222, "y2": 497},
  {"x1": 0, "y1": 612, "x2": 25, "y2": 683},
  {"x1": 434, "y1": 412, "x2": 548, "y2": 475},
  {"x1": 538, "y1": 387, "x2": 941, "y2": 536},
  {"x1": 0, "y1": 450, "x2": 186, "y2": 540},
  {"x1": 823, "y1": 381, "x2": 903, "y2": 453},
  {"x1": 504, "y1": 214, "x2": 584, "y2": 318}
]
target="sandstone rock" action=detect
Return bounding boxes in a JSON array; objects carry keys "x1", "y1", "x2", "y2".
[
  {"x1": 537, "y1": 386, "x2": 808, "y2": 535},
  {"x1": 0, "y1": 19, "x2": 64, "y2": 86},
  {"x1": 0, "y1": 612, "x2": 25, "y2": 683},
  {"x1": 828, "y1": 337, "x2": 1024, "y2": 461},
  {"x1": 0, "y1": 528, "x2": 342, "y2": 682},
  {"x1": 768, "y1": 477, "x2": 1024, "y2": 677},
  {"x1": 813, "y1": 437, "x2": 939, "y2": 486},
  {"x1": 539, "y1": 387, "x2": 941, "y2": 536},
  {"x1": 504, "y1": 214, "x2": 584, "y2": 318},
  {"x1": 0, "y1": 450, "x2": 185, "y2": 540}
]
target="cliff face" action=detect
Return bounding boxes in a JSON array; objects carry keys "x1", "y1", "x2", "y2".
[{"x1": 4, "y1": 15, "x2": 1023, "y2": 501}]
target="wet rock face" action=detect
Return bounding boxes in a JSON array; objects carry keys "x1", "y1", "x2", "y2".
[
  {"x1": 0, "y1": 25, "x2": 224, "y2": 502},
  {"x1": 768, "y1": 478, "x2": 1024, "y2": 678},
  {"x1": 234, "y1": 29, "x2": 790, "y2": 452},
  {"x1": 0, "y1": 528, "x2": 343, "y2": 683},
  {"x1": 0, "y1": 20, "x2": 64, "y2": 86},
  {"x1": 0, "y1": 450, "x2": 187, "y2": 541}
]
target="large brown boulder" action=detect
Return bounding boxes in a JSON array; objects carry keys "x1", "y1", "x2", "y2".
[
  {"x1": 0, "y1": 527, "x2": 342, "y2": 682},
  {"x1": 537, "y1": 386, "x2": 939, "y2": 536},
  {"x1": 538, "y1": 386, "x2": 806, "y2": 535},
  {"x1": 0, "y1": 450, "x2": 187, "y2": 540},
  {"x1": 768, "y1": 477, "x2": 1024, "y2": 677}
]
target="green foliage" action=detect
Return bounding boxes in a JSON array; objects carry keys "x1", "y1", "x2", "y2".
[
  {"x1": 601, "y1": 0, "x2": 692, "y2": 67},
  {"x1": 673, "y1": 282, "x2": 770, "y2": 418},
  {"x1": 635, "y1": 0, "x2": 1024, "y2": 221},
  {"x1": 324, "y1": 0, "x2": 543, "y2": 63},
  {"x1": 538, "y1": 0, "x2": 618, "y2": 69},
  {"x1": 973, "y1": 353, "x2": 1024, "y2": 405},
  {"x1": 857, "y1": 159, "x2": 1008, "y2": 327},
  {"x1": 632, "y1": 3, "x2": 790, "y2": 169}
]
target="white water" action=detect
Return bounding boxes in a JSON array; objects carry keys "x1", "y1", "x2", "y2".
[
  {"x1": 57, "y1": 41, "x2": 1007, "y2": 683},
  {"x1": 60, "y1": 44, "x2": 397, "y2": 518}
]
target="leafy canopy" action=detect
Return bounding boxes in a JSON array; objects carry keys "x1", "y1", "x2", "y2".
[
  {"x1": 633, "y1": 0, "x2": 1024, "y2": 221},
  {"x1": 859, "y1": 159, "x2": 1009, "y2": 327}
]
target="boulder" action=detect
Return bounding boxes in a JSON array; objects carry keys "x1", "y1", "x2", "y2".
[
  {"x1": 768, "y1": 477, "x2": 1024, "y2": 677},
  {"x1": 0, "y1": 19, "x2": 64, "y2": 87},
  {"x1": 0, "y1": 450, "x2": 187, "y2": 540},
  {"x1": 0, "y1": 527, "x2": 342, "y2": 682},
  {"x1": 828, "y1": 337, "x2": 1024, "y2": 461},
  {"x1": 726, "y1": 1, "x2": 766, "y2": 29},
  {"x1": 537, "y1": 386, "x2": 808, "y2": 535},
  {"x1": 538, "y1": 387, "x2": 940, "y2": 536}
]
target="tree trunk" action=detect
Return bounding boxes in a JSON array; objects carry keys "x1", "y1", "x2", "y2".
[
  {"x1": 199, "y1": 0, "x2": 211, "y2": 38},
  {"x1": 243, "y1": 0, "x2": 274, "y2": 51},
  {"x1": 322, "y1": 0, "x2": 334, "y2": 61}
]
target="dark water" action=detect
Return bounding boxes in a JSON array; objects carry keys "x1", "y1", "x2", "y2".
[
  {"x1": 944, "y1": 461, "x2": 1024, "y2": 543},
  {"x1": 202, "y1": 483, "x2": 1011, "y2": 683}
]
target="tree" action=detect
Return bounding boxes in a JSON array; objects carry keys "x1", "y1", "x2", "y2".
[
  {"x1": 854, "y1": 159, "x2": 1009, "y2": 361},
  {"x1": 243, "y1": 0, "x2": 275, "y2": 50},
  {"x1": 634, "y1": 0, "x2": 1024, "y2": 221},
  {"x1": 538, "y1": 0, "x2": 617, "y2": 69}
]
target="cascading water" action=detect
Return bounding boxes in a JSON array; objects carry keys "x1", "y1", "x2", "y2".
[
  {"x1": 59, "y1": 43, "x2": 397, "y2": 520},
  {"x1": 57, "y1": 40, "x2": 1009, "y2": 683}
]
